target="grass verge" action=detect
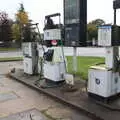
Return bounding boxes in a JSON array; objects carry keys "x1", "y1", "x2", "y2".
[
  {"x1": 0, "y1": 48, "x2": 18, "y2": 51},
  {"x1": 2, "y1": 56, "x2": 104, "y2": 80},
  {"x1": 0, "y1": 57, "x2": 23, "y2": 62},
  {"x1": 67, "y1": 56, "x2": 105, "y2": 80}
]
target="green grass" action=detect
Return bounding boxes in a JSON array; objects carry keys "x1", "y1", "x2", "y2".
[
  {"x1": 0, "y1": 48, "x2": 18, "y2": 51},
  {"x1": 0, "y1": 56, "x2": 104, "y2": 80},
  {"x1": 67, "y1": 56, "x2": 105, "y2": 80},
  {"x1": 0, "y1": 57, "x2": 23, "y2": 62}
]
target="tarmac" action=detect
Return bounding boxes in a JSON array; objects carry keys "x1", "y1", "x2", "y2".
[
  {"x1": 0, "y1": 61, "x2": 92, "y2": 120},
  {"x1": 9, "y1": 67, "x2": 120, "y2": 120}
]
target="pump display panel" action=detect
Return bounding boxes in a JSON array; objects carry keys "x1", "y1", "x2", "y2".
[{"x1": 98, "y1": 25, "x2": 120, "y2": 46}]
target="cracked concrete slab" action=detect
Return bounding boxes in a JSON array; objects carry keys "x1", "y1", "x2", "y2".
[
  {"x1": 0, "y1": 61, "x2": 92, "y2": 120},
  {"x1": 45, "y1": 106, "x2": 71, "y2": 119},
  {"x1": 44, "y1": 105, "x2": 92, "y2": 120},
  {"x1": 0, "y1": 109, "x2": 49, "y2": 120},
  {"x1": 0, "y1": 92, "x2": 18, "y2": 103}
]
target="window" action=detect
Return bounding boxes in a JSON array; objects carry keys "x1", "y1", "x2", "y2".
[{"x1": 64, "y1": 0, "x2": 80, "y2": 24}]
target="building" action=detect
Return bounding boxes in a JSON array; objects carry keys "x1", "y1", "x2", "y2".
[{"x1": 64, "y1": 0, "x2": 87, "y2": 47}]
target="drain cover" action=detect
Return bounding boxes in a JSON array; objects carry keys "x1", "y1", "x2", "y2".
[
  {"x1": 0, "y1": 92, "x2": 18, "y2": 102},
  {"x1": 0, "y1": 109, "x2": 48, "y2": 120}
]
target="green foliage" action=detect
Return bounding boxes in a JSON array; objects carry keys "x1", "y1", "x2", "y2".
[
  {"x1": 13, "y1": 3, "x2": 29, "y2": 45},
  {"x1": 87, "y1": 19, "x2": 105, "y2": 40},
  {"x1": 16, "y1": 3, "x2": 29, "y2": 25},
  {"x1": 11, "y1": 24, "x2": 21, "y2": 41},
  {"x1": 90, "y1": 19, "x2": 105, "y2": 26},
  {"x1": 0, "y1": 48, "x2": 17, "y2": 51},
  {"x1": 87, "y1": 24, "x2": 97, "y2": 40},
  {"x1": 0, "y1": 11, "x2": 13, "y2": 42},
  {"x1": 0, "y1": 57, "x2": 23, "y2": 62},
  {"x1": 67, "y1": 56, "x2": 105, "y2": 80},
  {"x1": 19, "y1": 4, "x2": 25, "y2": 12}
]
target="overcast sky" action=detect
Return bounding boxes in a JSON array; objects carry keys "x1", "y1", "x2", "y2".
[{"x1": 0, "y1": 0, "x2": 119, "y2": 31}]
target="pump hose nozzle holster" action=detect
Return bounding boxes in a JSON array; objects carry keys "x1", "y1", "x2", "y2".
[{"x1": 114, "y1": 56, "x2": 120, "y2": 74}]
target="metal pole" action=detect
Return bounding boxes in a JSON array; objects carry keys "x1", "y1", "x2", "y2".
[
  {"x1": 73, "y1": 47, "x2": 77, "y2": 73},
  {"x1": 36, "y1": 24, "x2": 42, "y2": 42},
  {"x1": 114, "y1": 9, "x2": 117, "y2": 25},
  {"x1": 113, "y1": 8, "x2": 119, "y2": 72},
  {"x1": 113, "y1": 46, "x2": 119, "y2": 72}
]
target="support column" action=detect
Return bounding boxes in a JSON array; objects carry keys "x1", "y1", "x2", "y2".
[{"x1": 73, "y1": 47, "x2": 77, "y2": 73}]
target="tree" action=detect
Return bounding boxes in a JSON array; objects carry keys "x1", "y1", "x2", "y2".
[
  {"x1": 87, "y1": 19, "x2": 105, "y2": 40},
  {"x1": 16, "y1": 4, "x2": 29, "y2": 25},
  {"x1": 0, "y1": 11, "x2": 12, "y2": 43},
  {"x1": 13, "y1": 3, "x2": 29, "y2": 47},
  {"x1": 87, "y1": 24, "x2": 97, "y2": 40},
  {"x1": 90, "y1": 19, "x2": 105, "y2": 26},
  {"x1": 11, "y1": 23, "x2": 21, "y2": 41}
]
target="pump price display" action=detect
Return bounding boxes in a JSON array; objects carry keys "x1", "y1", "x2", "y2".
[{"x1": 98, "y1": 26, "x2": 112, "y2": 46}]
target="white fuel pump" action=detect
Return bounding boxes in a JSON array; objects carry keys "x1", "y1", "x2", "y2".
[
  {"x1": 43, "y1": 47, "x2": 66, "y2": 82},
  {"x1": 22, "y1": 23, "x2": 41, "y2": 75},
  {"x1": 43, "y1": 13, "x2": 66, "y2": 83},
  {"x1": 23, "y1": 42, "x2": 38, "y2": 75},
  {"x1": 88, "y1": 25, "x2": 120, "y2": 99}
]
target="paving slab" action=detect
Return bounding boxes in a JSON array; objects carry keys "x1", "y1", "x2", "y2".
[
  {"x1": 10, "y1": 68, "x2": 120, "y2": 120},
  {"x1": 0, "y1": 91, "x2": 18, "y2": 103},
  {"x1": 0, "y1": 108, "x2": 49, "y2": 120},
  {"x1": 44, "y1": 105, "x2": 92, "y2": 120},
  {"x1": 0, "y1": 61, "x2": 93, "y2": 120}
]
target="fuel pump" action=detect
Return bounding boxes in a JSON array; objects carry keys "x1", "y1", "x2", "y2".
[
  {"x1": 43, "y1": 13, "x2": 66, "y2": 84},
  {"x1": 22, "y1": 23, "x2": 40, "y2": 75},
  {"x1": 88, "y1": 1, "x2": 120, "y2": 101},
  {"x1": 88, "y1": 25, "x2": 120, "y2": 100}
]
